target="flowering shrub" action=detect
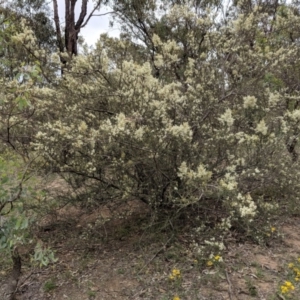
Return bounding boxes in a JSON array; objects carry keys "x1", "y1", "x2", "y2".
[{"x1": 2, "y1": 3, "x2": 300, "y2": 247}]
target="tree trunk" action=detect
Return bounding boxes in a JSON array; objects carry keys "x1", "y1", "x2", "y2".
[{"x1": 8, "y1": 249, "x2": 22, "y2": 300}]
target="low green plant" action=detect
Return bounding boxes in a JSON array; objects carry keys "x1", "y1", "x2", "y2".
[
  {"x1": 87, "y1": 290, "x2": 96, "y2": 298},
  {"x1": 43, "y1": 279, "x2": 56, "y2": 292},
  {"x1": 0, "y1": 153, "x2": 58, "y2": 277},
  {"x1": 245, "y1": 279, "x2": 258, "y2": 297}
]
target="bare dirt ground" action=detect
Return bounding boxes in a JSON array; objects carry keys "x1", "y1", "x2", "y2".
[{"x1": 1, "y1": 198, "x2": 300, "y2": 300}]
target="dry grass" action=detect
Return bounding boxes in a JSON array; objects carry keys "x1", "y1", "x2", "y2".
[{"x1": 1, "y1": 177, "x2": 300, "y2": 300}]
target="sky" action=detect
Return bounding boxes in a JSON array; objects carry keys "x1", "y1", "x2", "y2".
[
  {"x1": 3, "y1": 0, "x2": 118, "y2": 46},
  {"x1": 55, "y1": 0, "x2": 120, "y2": 47}
]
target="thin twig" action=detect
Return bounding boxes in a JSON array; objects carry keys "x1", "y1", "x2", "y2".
[
  {"x1": 18, "y1": 271, "x2": 43, "y2": 289},
  {"x1": 225, "y1": 268, "x2": 233, "y2": 300},
  {"x1": 0, "y1": 156, "x2": 37, "y2": 215},
  {"x1": 137, "y1": 235, "x2": 174, "y2": 275},
  {"x1": 91, "y1": 11, "x2": 115, "y2": 17}
]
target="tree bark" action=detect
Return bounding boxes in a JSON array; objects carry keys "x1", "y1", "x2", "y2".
[
  {"x1": 8, "y1": 249, "x2": 22, "y2": 300},
  {"x1": 52, "y1": 0, "x2": 65, "y2": 59},
  {"x1": 53, "y1": 0, "x2": 103, "y2": 59}
]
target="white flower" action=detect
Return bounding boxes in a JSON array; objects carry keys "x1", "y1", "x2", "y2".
[
  {"x1": 290, "y1": 109, "x2": 300, "y2": 121},
  {"x1": 134, "y1": 127, "x2": 145, "y2": 140},
  {"x1": 218, "y1": 109, "x2": 234, "y2": 127},
  {"x1": 116, "y1": 113, "x2": 127, "y2": 131},
  {"x1": 243, "y1": 96, "x2": 257, "y2": 109},
  {"x1": 154, "y1": 54, "x2": 164, "y2": 67},
  {"x1": 196, "y1": 164, "x2": 212, "y2": 180},
  {"x1": 220, "y1": 173, "x2": 237, "y2": 191},
  {"x1": 178, "y1": 161, "x2": 188, "y2": 179},
  {"x1": 169, "y1": 122, "x2": 192, "y2": 140},
  {"x1": 255, "y1": 119, "x2": 268, "y2": 135},
  {"x1": 152, "y1": 34, "x2": 162, "y2": 47},
  {"x1": 268, "y1": 92, "x2": 280, "y2": 106},
  {"x1": 178, "y1": 162, "x2": 211, "y2": 182},
  {"x1": 79, "y1": 121, "x2": 88, "y2": 132},
  {"x1": 238, "y1": 193, "x2": 257, "y2": 219}
]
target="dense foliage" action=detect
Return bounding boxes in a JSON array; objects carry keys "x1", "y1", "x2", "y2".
[{"x1": 2, "y1": 0, "x2": 300, "y2": 258}]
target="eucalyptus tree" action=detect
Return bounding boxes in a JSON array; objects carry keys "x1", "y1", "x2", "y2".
[
  {"x1": 5, "y1": 0, "x2": 110, "y2": 67},
  {"x1": 52, "y1": 0, "x2": 108, "y2": 64}
]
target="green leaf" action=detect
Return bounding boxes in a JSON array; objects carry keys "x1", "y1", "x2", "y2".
[
  {"x1": 1, "y1": 176, "x2": 9, "y2": 184},
  {"x1": 21, "y1": 218, "x2": 29, "y2": 230},
  {"x1": 0, "y1": 236, "x2": 7, "y2": 249},
  {"x1": 16, "y1": 96, "x2": 28, "y2": 109},
  {"x1": 15, "y1": 217, "x2": 22, "y2": 230}
]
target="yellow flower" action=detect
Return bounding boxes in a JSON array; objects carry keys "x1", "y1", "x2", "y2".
[
  {"x1": 172, "y1": 269, "x2": 181, "y2": 276},
  {"x1": 280, "y1": 281, "x2": 295, "y2": 294},
  {"x1": 288, "y1": 263, "x2": 294, "y2": 268},
  {"x1": 214, "y1": 255, "x2": 221, "y2": 261},
  {"x1": 281, "y1": 286, "x2": 288, "y2": 294},
  {"x1": 285, "y1": 281, "x2": 294, "y2": 289},
  {"x1": 271, "y1": 227, "x2": 276, "y2": 232},
  {"x1": 293, "y1": 267, "x2": 300, "y2": 277},
  {"x1": 169, "y1": 268, "x2": 181, "y2": 280},
  {"x1": 173, "y1": 296, "x2": 180, "y2": 300},
  {"x1": 207, "y1": 260, "x2": 213, "y2": 266}
]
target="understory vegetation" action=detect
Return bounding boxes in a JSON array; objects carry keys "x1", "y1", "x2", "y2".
[{"x1": 1, "y1": 0, "x2": 300, "y2": 298}]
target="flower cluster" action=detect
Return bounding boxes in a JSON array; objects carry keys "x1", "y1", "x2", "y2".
[
  {"x1": 169, "y1": 268, "x2": 181, "y2": 280},
  {"x1": 280, "y1": 281, "x2": 295, "y2": 294},
  {"x1": 231, "y1": 193, "x2": 257, "y2": 222},
  {"x1": 207, "y1": 255, "x2": 223, "y2": 267},
  {"x1": 288, "y1": 258, "x2": 300, "y2": 282}
]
